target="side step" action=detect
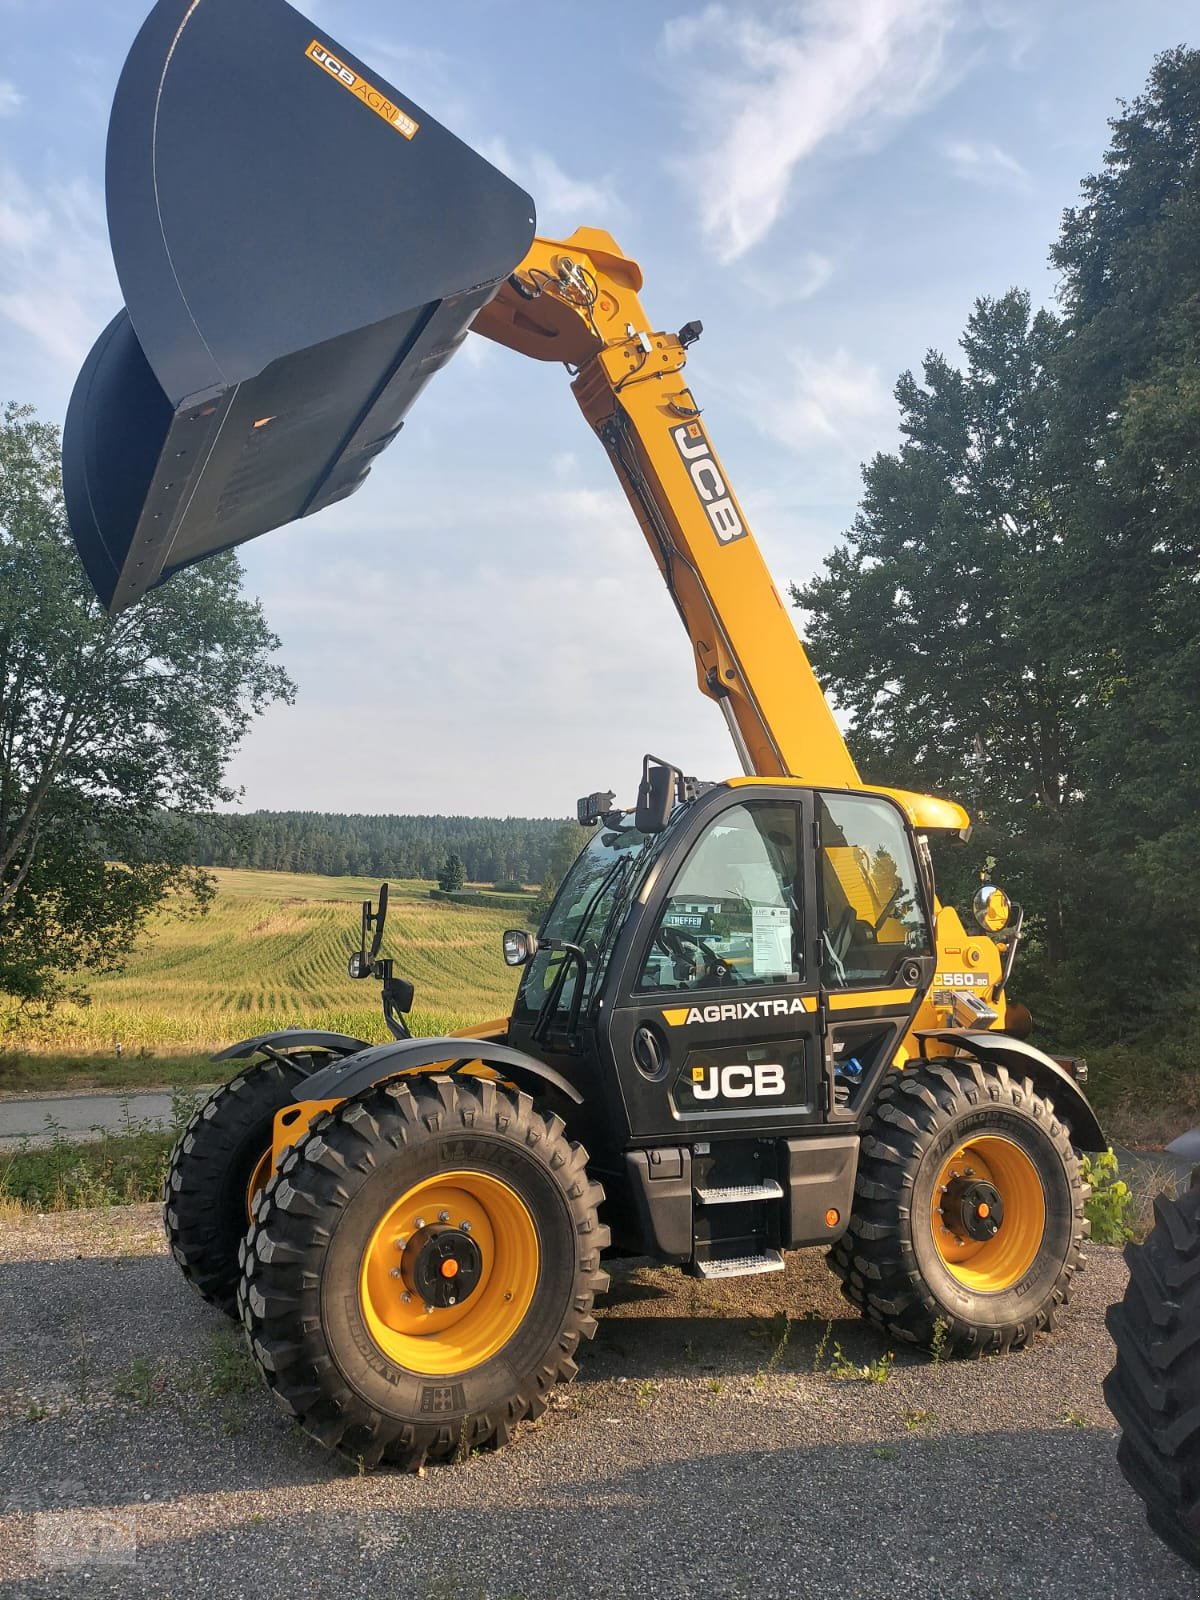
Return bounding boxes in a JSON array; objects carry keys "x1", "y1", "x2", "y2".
[
  {"x1": 695, "y1": 1180, "x2": 784, "y2": 1205},
  {"x1": 695, "y1": 1249, "x2": 785, "y2": 1281}
]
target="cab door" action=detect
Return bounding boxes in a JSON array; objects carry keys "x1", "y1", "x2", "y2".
[
  {"x1": 604, "y1": 789, "x2": 823, "y2": 1143},
  {"x1": 813, "y1": 789, "x2": 937, "y2": 1115}
]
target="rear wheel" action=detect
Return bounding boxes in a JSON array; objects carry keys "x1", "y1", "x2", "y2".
[
  {"x1": 829, "y1": 1058, "x2": 1089, "y2": 1353},
  {"x1": 238, "y1": 1075, "x2": 609, "y2": 1470},
  {"x1": 1105, "y1": 1183, "x2": 1200, "y2": 1568},
  {"x1": 164, "y1": 1056, "x2": 312, "y2": 1316}
]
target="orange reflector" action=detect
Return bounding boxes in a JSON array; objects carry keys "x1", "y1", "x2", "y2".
[
  {"x1": 977, "y1": 1203, "x2": 990, "y2": 1219},
  {"x1": 825, "y1": 1208, "x2": 840, "y2": 1228},
  {"x1": 440, "y1": 1258, "x2": 460, "y2": 1279}
]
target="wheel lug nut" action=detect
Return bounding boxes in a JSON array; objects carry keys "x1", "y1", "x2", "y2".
[
  {"x1": 401, "y1": 1291, "x2": 411, "y2": 1304},
  {"x1": 394, "y1": 1236, "x2": 407, "y2": 1251},
  {"x1": 390, "y1": 1267, "x2": 401, "y2": 1279},
  {"x1": 438, "y1": 1210, "x2": 450, "y2": 1223},
  {"x1": 415, "y1": 1217, "x2": 426, "y2": 1230},
  {"x1": 459, "y1": 1221, "x2": 471, "y2": 1234}
]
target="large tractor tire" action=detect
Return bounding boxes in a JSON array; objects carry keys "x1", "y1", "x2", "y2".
[
  {"x1": 830, "y1": 1058, "x2": 1089, "y2": 1353},
  {"x1": 1105, "y1": 1183, "x2": 1200, "y2": 1568},
  {"x1": 164, "y1": 1056, "x2": 312, "y2": 1316},
  {"x1": 238, "y1": 1075, "x2": 609, "y2": 1471}
]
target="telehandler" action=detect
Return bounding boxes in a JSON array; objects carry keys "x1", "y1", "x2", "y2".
[{"x1": 63, "y1": 0, "x2": 1104, "y2": 1469}]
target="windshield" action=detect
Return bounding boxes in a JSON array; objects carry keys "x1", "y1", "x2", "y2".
[{"x1": 514, "y1": 814, "x2": 659, "y2": 1028}]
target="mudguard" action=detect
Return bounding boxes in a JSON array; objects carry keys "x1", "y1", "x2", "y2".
[
  {"x1": 296, "y1": 1036, "x2": 583, "y2": 1107},
  {"x1": 921, "y1": 1031, "x2": 1105, "y2": 1152},
  {"x1": 212, "y1": 1029, "x2": 369, "y2": 1064}
]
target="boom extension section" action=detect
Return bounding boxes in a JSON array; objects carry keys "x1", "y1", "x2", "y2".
[{"x1": 476, "y1": 234, "x2": 859, "y2": 787}]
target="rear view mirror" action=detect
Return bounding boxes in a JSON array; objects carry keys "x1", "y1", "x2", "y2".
[
  {"x1": 63, "y1": 0, "x2": 535, "y2": 614},
  {"x1": 635, "y1": 759, "x2": 675, "y2": 835},
  {"x1": 503, "y1": 930, "x2": 537, "y2": 967}
]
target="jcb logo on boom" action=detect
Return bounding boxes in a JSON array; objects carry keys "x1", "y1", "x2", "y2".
[
  {"x1": 671, "y1": 422, "x2": 746, "y2": 545},
  {"x1": 691, "y1": 1062, "x2": 786, "y2": 1100}
]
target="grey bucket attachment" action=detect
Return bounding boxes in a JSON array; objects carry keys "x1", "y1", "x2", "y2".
[{"x1": 63, "y1": 0, "x2": 535, "y2": 613}]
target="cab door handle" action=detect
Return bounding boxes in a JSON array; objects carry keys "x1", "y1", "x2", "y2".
[{"x1": 633, "y1": 1025, "x2": 668, "y2": 1081}]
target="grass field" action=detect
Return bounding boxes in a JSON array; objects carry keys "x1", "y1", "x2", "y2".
[{"x1": 0, "y1": 868, "x2": 525, "y2": 1092}]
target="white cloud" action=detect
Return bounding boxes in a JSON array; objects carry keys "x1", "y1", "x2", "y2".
[
  {"x1": 745, "y1": 346, "x2": 894, "y2": 452},
  {"x1": 941, "y1": 137, "x2": 1031, "y2": 190},
  {"x1": 478, "y1": 137, "x2": 623, "y2": 234},
  {"x1": 740, "y1": 251, "x2": 835, "y2": 307},
  {"x1": 662, "y1": 0, "x2": 964, "y2": 262},
  {"x1": 0, "y1": 166, "x2": 118, "y2": 383},
  {"x1": 228, "y1": 472, "x2": 740, "y2": 813},
  {"x1": 0, "y1": 79, "x2": 20, "y2": 116}
]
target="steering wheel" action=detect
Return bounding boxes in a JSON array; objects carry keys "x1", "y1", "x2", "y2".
[{"x1": 656, "y1": 924, "x2": 736, "y2": 984}]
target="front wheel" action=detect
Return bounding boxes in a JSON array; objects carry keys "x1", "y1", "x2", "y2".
[
  {"x1": 1105, "y1": 1183, "x2": 1200, "y2": 1568},
  {"x1": 829, "y1": 1058, "x2": 1089, "y2": 1353},
  {"x1": 238, "y1": 1075, "x2": 609, "y2": 1470}
]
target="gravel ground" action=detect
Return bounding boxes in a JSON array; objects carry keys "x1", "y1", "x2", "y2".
[{"x1": 0, "y1": 1207, "x2": 1195, "y2": 1600}]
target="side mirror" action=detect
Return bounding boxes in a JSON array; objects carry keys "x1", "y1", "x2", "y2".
[
  {"x1": 972, "y1": 884, "x2": 1011, "y2": 933},
  {"x1": 635, "y1": 760, "x2": 675, "y2": 834},
  {"x1": 503, "y1": 929, "x2": 538, "y2": 967}
]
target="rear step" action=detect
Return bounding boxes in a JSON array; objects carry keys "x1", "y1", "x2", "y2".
[
  {"x1": 695, "y1": 1250, "x2": 785, "y2": 1281},
  {"x1": 695, "y1": 1181, "x2": 784, "y2": 1205}
]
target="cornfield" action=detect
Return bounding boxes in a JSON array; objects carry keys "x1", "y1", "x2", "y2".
[{"x1": 1, "y1": 868, "x2": 522, "y2": 1058}]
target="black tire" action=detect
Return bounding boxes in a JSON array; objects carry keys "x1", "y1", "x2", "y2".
[
  {"x1": 829, "y1": 1058, "x2": 1089, "y2": 1354},
  {"x1": 164, "y1": 1056, "x2": 312, "y2": 1316},
  {"x1": 1105, "y1": 1184, "x2": 1200, "y2": 1568},
  {"x1": 238, "y1": 1074, "x2": 609, "y2": 1471}
]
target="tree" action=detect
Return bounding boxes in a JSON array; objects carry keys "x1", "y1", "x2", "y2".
[
  {"x1": 793, "y1": 292, "x2": 1090, "y2": 974},
  {"x1": 0, "y1": 403, "x2": 294, "y2": 1005},
  {"x1": 532, "y1": 821, "x2": 590, "y2": 918},
  {"x1": 794, "y1": 48, "x2": 1200, "y2": 1047},
  {"x1": 1049, "y1": 46, "x2": 1200, "y2": 987},
  {"x1": 438, "y1": 852, "x2": 466, "y2": 893}
]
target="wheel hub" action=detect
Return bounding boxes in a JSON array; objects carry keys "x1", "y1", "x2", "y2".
[
  {"x1": 940, "y1": 1174, "x2": 1004, "y2": 1242},
  {"x1": 403, "y1": 1225, "x2": 483, "y2": 1310}
]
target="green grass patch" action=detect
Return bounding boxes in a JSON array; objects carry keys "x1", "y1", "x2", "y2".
[{"x1": 0, "y1": 1127, "x2": 176, "y2": 1211}]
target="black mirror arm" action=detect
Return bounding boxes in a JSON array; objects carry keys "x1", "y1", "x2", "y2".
[
  {"x1": 992, "y1": 903, "x2": 1025, "y2": 1002},
  {"x1": 531, "y1": 941, "x2": 587, "y2": 1045}
]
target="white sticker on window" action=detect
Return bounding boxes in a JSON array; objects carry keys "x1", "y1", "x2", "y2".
[{"x1": 751, "y1": 905, "x2": 792, "y2": 978}]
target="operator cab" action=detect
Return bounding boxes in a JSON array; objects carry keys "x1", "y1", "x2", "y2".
[{"x1": 505, "y1": 758, "x2": 936, "y2": 1138}]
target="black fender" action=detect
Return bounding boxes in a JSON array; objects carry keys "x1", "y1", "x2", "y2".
[
  {"x1": 296, "y1": 1036, "x2": 583, "y2": 1107},
  {"x1": 921, "y1": 1031, "x2": 1105, "y2": 1152},
  {"x1": 212, "y1": 1029, "x2": 370, "y2": 1066}
]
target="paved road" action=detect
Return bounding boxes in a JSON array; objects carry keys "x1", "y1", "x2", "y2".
[
  {"x1": 0, "y1": 1206, "x2": 1195, "y2": 1599},
  {"x1": 0, "y1": 1090, "x2": 217, "y2": 1149}
]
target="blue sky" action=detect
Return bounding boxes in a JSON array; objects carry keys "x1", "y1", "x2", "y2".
[{"x1": 1, "y1": 0, "x2": 1191, "y2": 816}]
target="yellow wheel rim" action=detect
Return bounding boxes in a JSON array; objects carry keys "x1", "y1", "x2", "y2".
[
  {"x1": 245, "y1": 1146, "x2": 274, "y2": 1223},
  {"x1": 929, "y1": 1136, "x2": 1045, "y2": 1292},
  {"x1": 359, "y1": 1171, "x2": 539, "y2": 1376}
]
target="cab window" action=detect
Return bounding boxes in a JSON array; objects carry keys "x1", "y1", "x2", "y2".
[
  {"x1": 639, "y1": 802, "x2": 801, "y2": 991},
  {"x1": 817, "y1": 793, "x2": 931, "y2": 987}
]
